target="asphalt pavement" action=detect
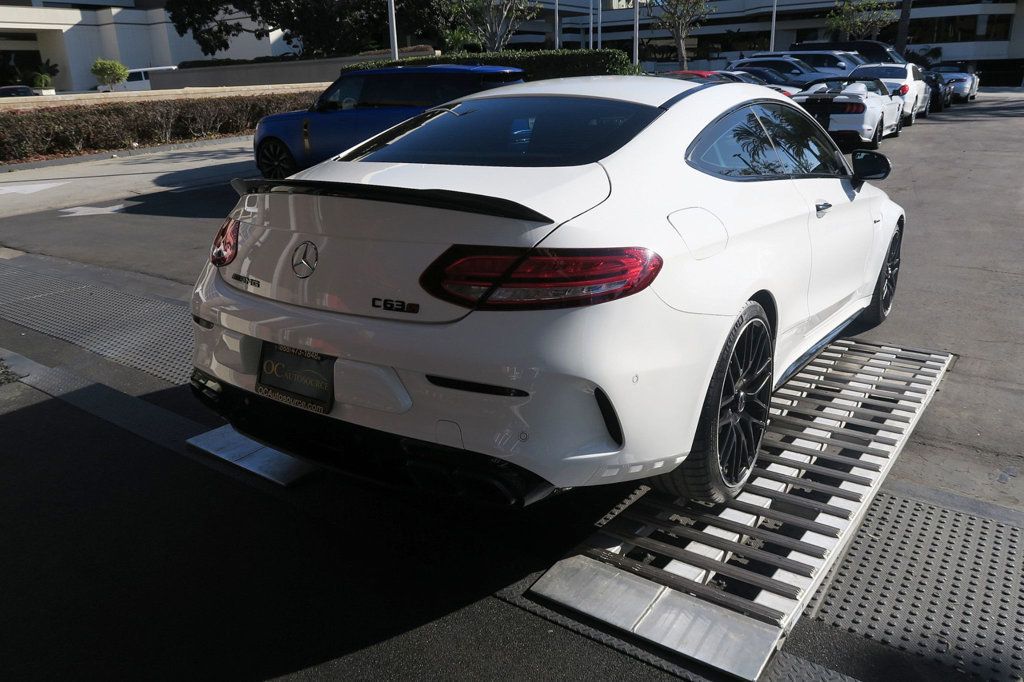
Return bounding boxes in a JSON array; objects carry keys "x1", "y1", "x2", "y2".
[{"x1": 0, "y1": 92, "x2": 1021, "y2": 681}]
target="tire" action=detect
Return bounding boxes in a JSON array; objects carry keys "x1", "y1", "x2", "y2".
[
  {"x1": 866, "y1": 122, "x2": 882, "y2": 149},
  {"x1": 257, "y1": 138, "x2": 297, "y2": 179},
  {"x1": 904, "y1": 100, "x2": 917, "y2": 126},
  {"x1": 920, "y1": 99, "x2": 929, "y2": 118},
  {"x1": 651, "y1": 301, "x2": 773, "y2": 503},
  {"x1": 858, "y1": 225, "x2": 903, "y2": 327},
  {"x1": 933, "y1": 96, "x2": 944, "y2": 113},
  {"x1": 891, "y1": 113, "x2": 903, "y2": 137}
]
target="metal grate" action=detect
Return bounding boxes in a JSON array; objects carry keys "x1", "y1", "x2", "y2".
[
  {"x1": 817, "y1": 491, "x2": 1023, "y2": 681},
  {"x1": 0, "y1": 261, "x2": 193, "y2": 385},
  {"x1": 531, "y1": 339, "x2": 953, "y2": 680}
]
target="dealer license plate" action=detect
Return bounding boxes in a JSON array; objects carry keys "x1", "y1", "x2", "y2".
[{"x1": 255, "y1": 342, "x2": 335, "y2": 414}]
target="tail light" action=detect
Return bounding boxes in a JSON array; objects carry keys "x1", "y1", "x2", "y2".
[
  {"x1": 833, "y1": 102, "x2": 866, "y2": 113},
  {"x1": 210, "y1": 218, "x2": 240, "y2": 267},
  {"x1": 897, "y1": 84, "x2": 910, "y2": 96},
  {"x1": 421, "y1": 246, "x2": 663, "y2": 310}
]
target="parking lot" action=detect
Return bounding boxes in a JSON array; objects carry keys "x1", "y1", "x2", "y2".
[{"x1": 0, "y1": 91, "x2": 1022, "y2": 680}]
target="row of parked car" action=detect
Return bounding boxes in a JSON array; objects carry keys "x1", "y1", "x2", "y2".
[
  {"x1": 664, "y1": 41, "x2": 979, "y2": 150},
  {"x1": 250, "y1": 40, "x2": 980, "y2": 177}
]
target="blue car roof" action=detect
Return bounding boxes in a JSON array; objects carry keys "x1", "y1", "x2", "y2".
[{"x1": 346, "y1": 64, "x2": 523, "y2": 76}]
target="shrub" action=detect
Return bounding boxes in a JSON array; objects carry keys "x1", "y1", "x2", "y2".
[
  {"x1": 0, "y1": 91, "x2": 316, "y2": 164},
  {"x1": 337, "y1": 49, "x2": 635, "y2": 81},
  {"x1": 32, "y1": 73, "x2": 52, "y2": 89},
  {"x1": 91, "y1": 59, "x2": 129, "y2": 86}
]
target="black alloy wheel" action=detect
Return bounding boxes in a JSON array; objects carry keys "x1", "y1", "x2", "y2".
[
  {"x1": 880, "y1": 227, "x2": 902, "y2": 316},
  {"x1": 257, "y1": 138, "x2": 297, "y2": 179},
  {"x1": 867, "y1": 123, "x2": 882, "y2": 149},
  {"x1": 651, "y1": 301, "x2": 773, "y2": 503},
  {"x1": 859, "y1": 226, "x2": 903, "y2": 326},
  {"x1": 717, "y1": 319, "x2": 773, "y2": 487}
]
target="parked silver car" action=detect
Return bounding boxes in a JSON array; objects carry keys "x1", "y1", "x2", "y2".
[{"x1": 930, "y1": 65, "x2": 980, "y2": 102}]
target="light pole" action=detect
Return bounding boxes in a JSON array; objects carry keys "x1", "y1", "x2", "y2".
[
  {"x1": 589, "y1": 0, "x2": 594, "y2": 48},
  {"x1": 769, "y1": 0, "x2": 778, "y2": 50},
  {"x1": 387, "y1": 0, "x2": 399, "y2": 60},
  {"x1": 554, "y1": 0, "x2": 560, "y2": 48},
  {"x1": 597, "y1": 0, "x2": 602, "y2": 48},
  {"x1": 632, "y1": 0, "x2": 640, "y2": 65}
]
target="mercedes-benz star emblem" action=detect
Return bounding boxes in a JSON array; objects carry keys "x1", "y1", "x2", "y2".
[{"x1": 291, "y1": 241, "x2": 318, "y2": 279}]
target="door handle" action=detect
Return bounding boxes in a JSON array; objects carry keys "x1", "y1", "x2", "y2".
[{"x1": 815, "y1": 201, "x2": 832, "y2": 218}]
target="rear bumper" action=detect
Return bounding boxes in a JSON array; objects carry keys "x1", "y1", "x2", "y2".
[
  {"x1": 191, "y1": 264, "x2": 734, "y2": 489},
  {"x1": 826, "y1": 116, "x2": 874, "y2": 143}
]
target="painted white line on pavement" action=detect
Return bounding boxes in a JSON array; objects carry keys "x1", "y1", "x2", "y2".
[
  {"x1": 59, "y1": 204, "x2": 126, "y2": 217},
  {"x1": 0, "y1": 181, "x2": 69, "y2": 195}
]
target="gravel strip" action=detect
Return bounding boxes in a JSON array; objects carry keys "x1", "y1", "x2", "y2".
[{"x1": 0, "y1": 360, "x2": 18, "y2": 385}]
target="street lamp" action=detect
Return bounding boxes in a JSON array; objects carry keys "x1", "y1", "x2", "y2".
[
  {"x1": 597, "y1": 0, "x2": 602, "y2": 48},
  {"x1": 769, "y1": 0, "x2": 778, "y2": 51},
  {"x1": 555, "y1": 0, "x2": 560, "y2": 49},
  {"x1": 387, "y1": 0, "x2": 399, "y2": 60},
  {"x1": 589, "y1": 0, "x2": 594, "y2": 49},
  {"x1": 633, "y1": 0, "x2": 640, "y2": 65}
]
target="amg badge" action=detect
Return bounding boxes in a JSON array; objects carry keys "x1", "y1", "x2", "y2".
[
  {"x1": 372, "y1": 298, "x2": 420, "y2": 314},
  {"x1": 231, "y1": 273, "x2": 262, "y2": 288}
]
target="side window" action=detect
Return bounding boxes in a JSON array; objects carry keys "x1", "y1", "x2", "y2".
[
  {"x1": 912, "y1": 65, "x2": 924, "y2": 81},
  {"x1": 142, "y1": 71, "x2": 150, "y2": 81},
  {"x1": 319, "y1": 76, "x2": 364, "y2": 111},
  {"x1": 688, "y1": 105, "x2": 787, "y2": 179},
  {"x1": 755, "y1": 103, "x2": 849, "y2": 177},
  {"x1": 126, "y1": 71, "x2": 144, "y2": 83}
]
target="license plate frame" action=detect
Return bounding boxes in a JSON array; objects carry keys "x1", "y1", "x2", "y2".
[{"x1": 255, "y1": 342, "x2": 336, "y2": 415}]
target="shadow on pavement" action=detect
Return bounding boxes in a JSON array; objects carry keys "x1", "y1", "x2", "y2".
[
  {"x1": 0, "y1": 386, "x2": 629, "y2": 679},
  {"x1": 121, "y1": 183, "x2": 239, "y2": 220}
]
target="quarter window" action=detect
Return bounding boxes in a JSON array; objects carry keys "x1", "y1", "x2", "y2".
[
  {"x1": 755, "y1": 103, "x2": 849, "y2": 177},
  {"x1": 688, "y1": 105, "x2": 787, "y2": 178}
]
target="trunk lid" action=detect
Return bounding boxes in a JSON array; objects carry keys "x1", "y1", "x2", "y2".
[{"x1": 220, "y1": 161, "x2": 610, "y2": 323}]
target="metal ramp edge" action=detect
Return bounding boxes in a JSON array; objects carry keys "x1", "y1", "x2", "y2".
[{"x1": 529, "y1": 339, "x2": 954, "y2": 680}]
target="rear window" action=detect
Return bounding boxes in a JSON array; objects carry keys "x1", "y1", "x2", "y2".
[
  {"x1": 851, "y1": 66, "x2": 907, "y2": 79},
  {"x1": 339, "y1": 96, "x2": 662, "y2": 167}
]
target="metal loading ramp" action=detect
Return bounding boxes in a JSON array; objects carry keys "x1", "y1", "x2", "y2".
[{"x1": 530, "y1": 339, "x2": 953, "y2": 680}]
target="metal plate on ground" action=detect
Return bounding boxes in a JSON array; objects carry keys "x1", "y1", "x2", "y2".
[
  {"x1": 817, "y1": 490, "x2": 1023, "y2": 680},
  {"x1": 187, "y1": 425, "x2": 319, "y2": 486},
  {"x1": 530, "y1": 339, "x2": 953, "y2": 680},
  {"x1": 0, "y1": 261, "x2": 193, "y2": 384}
]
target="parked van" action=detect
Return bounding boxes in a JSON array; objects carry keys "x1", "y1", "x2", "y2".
[{"x1": 98, "y1": 66, "x2": 177, "y2": 92}]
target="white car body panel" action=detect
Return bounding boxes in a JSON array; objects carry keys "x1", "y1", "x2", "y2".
[
  {"x1": 191, "y1": 77, "x2": 904, "y2": 490},
  {"x1": 793, "y1": 81, "x2": 903, "y2": 142},
  {"x1": 851, "y1": 63, "x2": 929, "y2": 120}
]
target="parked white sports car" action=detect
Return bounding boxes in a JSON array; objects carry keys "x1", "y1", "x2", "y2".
[
  {"x1": 849, "y1": 63, "x2": 931, "y2": 125},
  {"x1": 793, "y1": 77, "x2": 904, "y2": 148},
  {"x1": 190, "y1": 77, "x2": 905, "y2": 505}
]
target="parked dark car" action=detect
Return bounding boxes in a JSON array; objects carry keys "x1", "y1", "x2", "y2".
[
  {"x1": 0, "y1": 85, "x2": 38, "y2": 97},
  {"x1": 254, "y1": 65, "x2": 525, "y2": 178},
  {"x1": 923, "y1": 71, "x2": 953, "y2": 112},
  {"x1": 789, "y1": 40, "x2": 907, "y2": 65}
]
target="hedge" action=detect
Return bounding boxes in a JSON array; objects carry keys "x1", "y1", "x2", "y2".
[
  {"x1": 0, "y1": 91, "x2": 316, "y2": 164},
  {"x1": 337, "y1": 49, "x2": 636, "y2": 81}
]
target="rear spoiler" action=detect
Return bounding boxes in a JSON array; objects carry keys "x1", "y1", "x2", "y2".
[{"x1": 231, "y1": 178, "x2": 552, "y2": 223}]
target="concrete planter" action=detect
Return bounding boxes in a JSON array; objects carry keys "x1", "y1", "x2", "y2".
[{"x1": 33, "y1": 88, "x2": 57, "y2": 96}]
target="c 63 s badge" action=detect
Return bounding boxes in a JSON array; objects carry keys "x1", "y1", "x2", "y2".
[
  {"x1": 231, "y1": 273, "x2": 262, "y2": 288},
  {"x1": 372, "y1": 298, "x2": 420, "y2": 314}
]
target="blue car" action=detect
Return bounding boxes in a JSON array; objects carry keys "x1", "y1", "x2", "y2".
[{"x1": 254, "y1": 64, "x2": 525, "y2": 178}]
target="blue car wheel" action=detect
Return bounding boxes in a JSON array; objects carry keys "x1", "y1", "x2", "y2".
[{"x1": 257, "y1": 138, "x2": 297, "y2": 179}]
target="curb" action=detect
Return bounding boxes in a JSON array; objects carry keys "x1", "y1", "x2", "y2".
[{"x1": 0, "y1": 135, "x2": 253, "y2": 174}]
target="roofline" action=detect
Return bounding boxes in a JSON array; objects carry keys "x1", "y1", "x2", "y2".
[{"x1": 659, "y1": 80, "x2": 731, "y2": 109}]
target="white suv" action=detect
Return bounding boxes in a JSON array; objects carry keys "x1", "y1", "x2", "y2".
[{"x1": 754, "y1": 51, "x2": 866, "y2": 75}]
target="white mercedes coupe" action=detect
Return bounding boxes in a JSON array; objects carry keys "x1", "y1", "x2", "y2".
[{"x1": 190, "y1": 76, "x2": 905, "y2": 506}]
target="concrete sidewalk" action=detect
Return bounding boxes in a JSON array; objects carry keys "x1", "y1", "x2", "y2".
[{"x1": 0, "y1": 138, "x2": 256, "y2": 220}]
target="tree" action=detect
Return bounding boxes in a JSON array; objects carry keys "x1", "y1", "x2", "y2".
[
  {"x1": 165, "y1": 0, "x2": 389, "y2": 58},
  {"x1": 647, "y1": 0, "x2": 715, "y2": 69},
  {"x1": 825, "y1": 0, "x2": 898, "y2": 41},
  {"x1": 894, "y1": 0, "x2": 912, "y2": 53},
  {"x1": 91, "y1": 58, "x2": 129, "y2": 86},
  {"x1": 451, "y1": 0, "x2": 540, "y2": 52}
]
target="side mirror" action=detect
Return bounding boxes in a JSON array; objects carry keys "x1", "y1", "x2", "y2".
[
  {"x1": 836, "y1": 61, "x2": 847, "y2": 69},
  {"x1": 852, "y1": 150, "x2": 891, "y2": 182}
]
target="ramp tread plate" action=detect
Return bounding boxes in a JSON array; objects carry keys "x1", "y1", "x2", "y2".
[{"x1": 530, "y1": 340, "x2": 953, "y2": 680}]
